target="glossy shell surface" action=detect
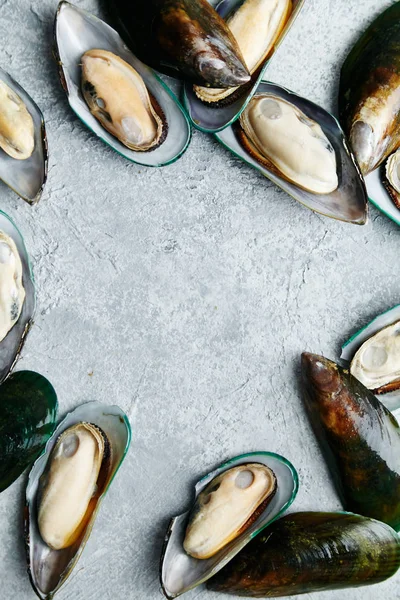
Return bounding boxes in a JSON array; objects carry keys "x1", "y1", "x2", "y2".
[
  {"x1": 0, "y1": 371, "x2": 58, "y2": 493},
  {"x1": 160, "y1": 451, "x2": 298, "y2": 598},
  {"x1": 54, "y1": 2, "x2": 191, "y2": 167},
  {"x1": 25, "y1": 402, "x2": 131, "y2": 600},
  {"x1": 0, "y1": 211, "x2": 35, "y2": 383},
  {"x1": 216, "y1": 82, "x2": 368, "y2": 224},
  {"x1": 302, "y1": 353, "x2": 400, "y2": 531},
  {"x1": 341, "y1": 305, "x2": 400, "y2": 413},
  {"x1": 365, "y1": 169, "x2": 400, "y2": 227},
  {"x1": 0, "y1": 68, "x2": 47, "y2": 204},
  {"x1": 183, "y1": 0, "x2": 305, "y2": 133},
  {"x1": 208, "y1": 511, "x2": 400, "y2": 596}
]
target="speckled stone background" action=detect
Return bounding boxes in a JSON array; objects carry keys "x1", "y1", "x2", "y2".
[{"x1": 0, "y1": 0, "x2": 399, "y2": 598}]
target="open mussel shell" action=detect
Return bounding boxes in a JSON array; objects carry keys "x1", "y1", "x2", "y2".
[
  {"x1": 0, "y1": 371, "x2": 58, "y2": 493},
  {"x1": 0, "y1": 211, "x2": 35, "y2": 383},
  {"x1": 0, "y1": 68, "x2": 47, "y2": 204},
  {"x1": 364, "y1": 168, "x2": 400, "y2": 227},
  {"x1": 25, "y1": 401, "x2": 131, "y2": 599},
  {"x1": 208, "y1": 511, "x2": 400, "y2": 596},
  {"x1": 184, "y1": 0, "x2": 305, "y2": 133},
  {"x1": 160, "y1": 451, "x2": 298, "y2": 598},
  {"x1": 54, "y1": 2, "x2": 191, "y2": 167},
  {"x1": 215, "y1": 82, "x2": 368, "y2": 223},
  {"x1": 341, "y1": 305, "x2": 400, "y2": 413}
]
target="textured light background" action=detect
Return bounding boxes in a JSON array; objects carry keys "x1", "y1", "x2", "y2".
[{"x1": 0, "y1": 0, "x2": 399, "y2": 599}]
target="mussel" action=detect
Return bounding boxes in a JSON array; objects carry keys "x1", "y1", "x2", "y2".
[
  {"x1": 25, "y1": 402, "x2": 131, "y2": 599},
  {"x1": 383, "y1": 149, "x2": 400, "y2": 210},
  {"x1": 0, "y1": 68, "x2": 47, "y2": 204},
  {"x1": 55, "y1": 2, "x2": 191, "y2": 168},
  {"x1": 339, "y1": 1, "x2": 400, "y2": 176},
  {"x1": 184, "y1": 463, "x2": 277, "y2": 559},
  {"x1": 341, "y1": 305, "x2": 400, "y2": 412},
  {"x1": 183, "y1": 0, "x2": 304, "y2": 133},
  {"x1": 0, "y1": 211, "x2": 35, "y2": 384},
  {"x1": 161, "y1": 452, "x2": 298, "y2": 598},
  {"x1": 81, "y1": 49, "x2": 167, "y2": 152},
  {"x1": 193, "y1": 0, "x2": 292, "y2": 105},
  {"x1": 301, "y1": 352, "x2": 400, "y2": 531},
  {"x1": 216, "y1": 82, "x2": 368, "y2": 224},
  {"x1": 0, "y1": 80, "x2": 34, "y2": 160},
  {"x1": 107, "y1": 0, "x2": 250, "y2": 87},
  {"x1": 0, "y1": 371, "x2": 58, "y2": 493},
  {"x1": 208, "y1": 512, "x2": 400, "y2": 596}
]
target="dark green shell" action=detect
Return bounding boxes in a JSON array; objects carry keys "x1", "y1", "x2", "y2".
[
  {"x1": 208, "y1": 512, "x2": 400, "y2": 597},
  {"x1": 0, "y1": 371, "x2": 58, "y2": 493},
  {"x1": 301, "y1": 353, "x2": 400, "y2": 531},
  {"x1": 339, "y1": 1, "x2": 400, "y2": 172},
  {"x1": 107, "y1": 0, "x2": 250, "y2": 87}
]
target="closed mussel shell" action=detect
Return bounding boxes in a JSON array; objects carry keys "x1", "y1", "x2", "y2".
[
  {"x1": 0, "y1": 371, "x2": 58, "y2": 493},
  {"x1": 208, "y1": 512, "x2": 400, "y2": 596}
]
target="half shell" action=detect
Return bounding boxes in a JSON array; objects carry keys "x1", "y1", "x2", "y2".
[
  {"x1": 208, "y1": 512, "x2": 400, "y2": 596},
  {"x1": 25, "y1": 402, "x2": 131, "y2": 599},
  {"x1": 216, "y1": 82, "x2": 368, "y2": 223},
  {"x1": 183, "y1": 0, "x2": 304, "y2": 133},
  {"x1": 0, "y1": 68, "x2": 47, "y2": 204},
  {"x1": 54, "y1": 2, "x2": 191, "y2": 168},
  {"x1": 160, "y1": 451, "x2": 298, "y2": 598},
  {"x1": 341, "y1": 305, "x2": 400, "y2": 412},
  {"x1": 383, "y1": 149, "x2": 400, "y2": 210},
  {"x1": 0, "y1": 371, "x2": 58, "y2": 493},
  {"x1": 0, "y1": 211, "x2": 35, "y2": 384}
]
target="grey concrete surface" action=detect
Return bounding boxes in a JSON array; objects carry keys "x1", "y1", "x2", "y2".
[{"x1": 0, "y1": 0, "x2": 399, "y2": 599}]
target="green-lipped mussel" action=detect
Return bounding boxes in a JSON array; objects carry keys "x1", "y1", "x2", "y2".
[
  {"x1": 341, "y1": 305, "x2": 400, "y2": 413},
  {"x1": 216, "y1": 82, "x2": 368, "y2": 224},
  {"x1": 383, "y1": 149, "x2": 400, "y2": 210},
  {"x1": 183, "y1": 0, "x2": 304, "y2": 133},
  {"x1": 208, "y1": 512, "x2": 400, "y2": 596},
  {"x1": 0, "y1": 212, "x2": 35, "y2": 384},
  {"x1": 0, "y1": 371, "x2": 58, "y2": 493},
  {"x1": 26, "y1": 402, "x2": 131, "y2": 599},
  {"x1": 107, "y1": 0, "x2": 250, "y2": 87},
  {"x1": 55, "y1": 2, "x2": 191, "y2": 168},
  {"x1": 0, "y1": 68, "x2": 47, "y2": 204},
  {"x1": 301, "y1": 352, "x2": 400, "y2": 531},
  {"x1": 161, "y1": 452, "x2": 298, "y2": 598}
]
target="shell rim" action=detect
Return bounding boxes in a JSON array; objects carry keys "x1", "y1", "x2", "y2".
[
  {"x1": 160, "y1": 450, "x2": 299, "y2": 599},
  {"x1": 182, "y1": 0, "x2": 306, "y2": 134},
  {"x1": 54, "y1": 1, "x2": 192, "y2": 169},
  {"x1": 341, "y1": 304, "x2": 400, "y2": 358},
  {"x1": 215, "y1": 81, "x2": 368, "y2": 225}
]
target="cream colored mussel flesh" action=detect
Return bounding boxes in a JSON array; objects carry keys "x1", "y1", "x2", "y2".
[
  {"x1": 81, "y1": 49, "x2": 166, "y2": 152},
  {"x1": 194, "y1": 0, "x2": 292, "y2": 104},
  {"x1": 38, "y1": 422, "x2": 109, "y2": 550},
  {"x1": 384, "y1": 148, "x2": 400, "y2": 210},
  {"x1": 0, "y1": 231, "x2": 25, "y2": 343},
  {"x1": 238, "y1": 94, "x2": 339, "y2": 194},
  {"x1": 350, "y1": 320, "x2": 400, "y2": 393},
  {"x1": 0, "y1": 80, "x2": 34, "y2": 160},
  {"x1": 183, "y1": 463, "x2": 277, "y2": 559}
]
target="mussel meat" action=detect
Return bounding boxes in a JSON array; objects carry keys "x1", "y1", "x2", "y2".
[
  {"x1": 301, "y1": 352, "x2": 400, "y2": 530},
  {"x1": 107, "y1": 0, "x2": 250, "y2": 87},
  {"x1": 81, "y1": 49, "x2": 167, "y2": 152},
  {"x1": 238, "y1": 94, "x2": 338, "y2": 194},
  {"x1": 184, "y1": 463, "x2": 276, "y2": 559},
  {"x1": 194, "y1": 0, "x2": 292, "y2": 104},
  {"x1": 0, "y1": 231, "x2": 25, "y2": 343},
  {"x1": 208, "y1": 512, "x2": 400, "y2": 596},
  {"x1": 0, "y1": 371, "x2": 58, "y2": 493},
  {"x1": 38, "y1": 422, "x2": 110, "y2": 550},
  {"x1": 339, "y1": 2, "x2": 400, "y2": 175},
  {"x1": 0, "y1": 80, "x2": 34, "y2": 160},
  {"x1": 350, "y1": 320, "x2": 400, "y2": 393},
  {"x1": 383, "y1": 149, "x2": 400, "y2": 210}
]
